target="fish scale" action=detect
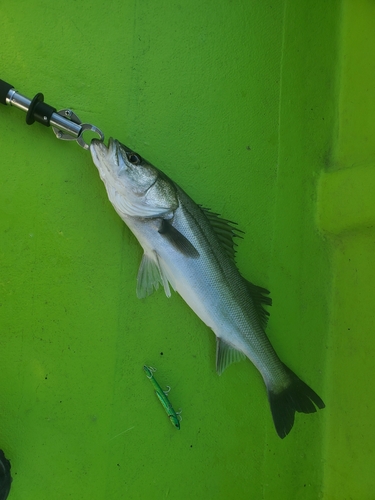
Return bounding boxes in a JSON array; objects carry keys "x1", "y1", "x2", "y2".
[{"x1": 171, "y1": 188, "x2": 284, "y2": 382}]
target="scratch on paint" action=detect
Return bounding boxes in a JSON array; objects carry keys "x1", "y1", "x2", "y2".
[{"x1": 109, "y1": 426, "x2": 135, "y2": 441}]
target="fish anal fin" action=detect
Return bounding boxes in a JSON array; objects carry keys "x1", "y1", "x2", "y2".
[
  {"x1": 136, "y1": 252, "x2": 172, "y2": 298},
  {"x1": 244, "y1": 280, "x2": 272, "y2": 328},
  {"x1": 216, "y1": 338, "x2": 246, "y2": 376},
  {"x1": 158, "y1": 219, "x2": 199, "y2": 258}
]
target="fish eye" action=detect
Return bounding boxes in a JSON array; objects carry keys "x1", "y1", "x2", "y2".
[{"x1": 126, "y1": 152, "x2": 142, "y2": 165}]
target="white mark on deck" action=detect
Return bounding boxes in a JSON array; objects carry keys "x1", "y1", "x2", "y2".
[{"x1": 109, "y1": 426, "x2": 135, "y2": 441}]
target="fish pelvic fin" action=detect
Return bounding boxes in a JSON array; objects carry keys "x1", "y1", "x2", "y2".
[
  {"x1": 267, "y1": 365, "x2": 325, "y2": 439},
  {"x1": 136, "y1": 252, "x2": 173, "y2": 298},
  {"x1": 216, "y1": 338, "x2": 246, "y2": 375}
]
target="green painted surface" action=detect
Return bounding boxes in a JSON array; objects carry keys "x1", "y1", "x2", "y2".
[
  {"x1": 1, "y1": 1, "x2": 364, "y2": 499},
  {"x1": 318, "y1": 2, "x2": 375, "y2": 499}
]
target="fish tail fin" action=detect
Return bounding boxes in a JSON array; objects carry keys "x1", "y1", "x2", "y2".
[{"x1": 267, "y1": 365, "x2": 325, "y2": 439}]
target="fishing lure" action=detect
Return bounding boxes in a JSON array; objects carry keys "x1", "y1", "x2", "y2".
[{"x1": 143, "y1": 366, "x2": 181, "y2": 429}]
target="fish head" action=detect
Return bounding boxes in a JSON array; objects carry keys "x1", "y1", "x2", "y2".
[{"x1": 90, "y1": 138, "x2": 178, "y2": 218}]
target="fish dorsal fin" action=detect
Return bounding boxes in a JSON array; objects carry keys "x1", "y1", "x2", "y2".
[
  {"x1": 244, "y1": 280, "x2": 272, "y2": 328},
  {"x1": 216, "y1": 338, "x2": 246, "y2": 375},
  {"x1": 136, "y1": 252, "x2": 173, "y2": 298},
  {"x1": 200, "y1": 206, "x2": 243, "y2": 260}
]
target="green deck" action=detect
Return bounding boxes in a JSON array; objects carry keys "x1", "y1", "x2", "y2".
[{"x1": 0, "y1": 1, "x2": 373, "y2": 498}]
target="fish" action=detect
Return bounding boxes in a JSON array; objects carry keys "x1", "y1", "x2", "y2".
[
  {"x1": 90, "y1": 138, "x2": 325, "y2": 438},
  {"x1": 143, "y1": 365, "x2": 180, "y2": 429}
]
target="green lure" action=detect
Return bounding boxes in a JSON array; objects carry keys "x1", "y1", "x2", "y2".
[{"x1": 143, "y1": 365, "x2": 181, "y2": 429}]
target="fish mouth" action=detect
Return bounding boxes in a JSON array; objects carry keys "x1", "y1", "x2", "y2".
[
  {"x1": 90, "y1": 137, "x2": 111, "y2": 171},
  {"x1": 108, "y1": 137, "x2": 117, "y2": 153},
  {"x1": 90, "y1": 137, "x2": 135, "y2": 166},
  {"x1": 91, "y1": 135, "x2": 118, "y2": 148},
  {"x1": 90, "y1": 137, "x2": 117, "y2": 162},
  {"x1": 90, "y1": 137, "x2": 133, "y2": 154},
  {"x1": 91, "y1": 137, "x2": 108, "y2": 155}
]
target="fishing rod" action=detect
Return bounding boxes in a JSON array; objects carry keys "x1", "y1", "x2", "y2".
[{"x1": 0, "y1": 78, "x2": 104, "y2": 150}]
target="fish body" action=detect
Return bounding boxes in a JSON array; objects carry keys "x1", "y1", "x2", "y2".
[
  {"x1": 91, "y1": 138, "x2": 325, "y2": 438},
  {"x1": 143, "y1": 365, "x2": 180, "y2": 429}
]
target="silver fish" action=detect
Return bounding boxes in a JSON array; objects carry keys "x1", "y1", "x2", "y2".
[{"x1": 90, "y1": 138, "x2": 325, "y2": 438}]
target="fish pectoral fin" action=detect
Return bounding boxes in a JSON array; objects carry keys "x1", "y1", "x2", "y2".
[
  {"x1": 216, "y1": 338, "x2": 246, "y2": 376},
  {"x1": 136, "y1": 252, "x2": 173, "y2": 299},
  {"x1": 158, "y1": 219, "x2": 199, "y2": 258}
]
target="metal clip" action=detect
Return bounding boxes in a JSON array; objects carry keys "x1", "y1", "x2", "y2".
[
  {"x1": 0, "y1": 79, "x2": 105, "y2": 150},
  {"x1": 52, "y1": 109, "x2": 104, "y2": 150}
]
